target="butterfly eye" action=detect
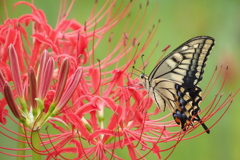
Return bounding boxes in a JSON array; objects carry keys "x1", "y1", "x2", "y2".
[{"x1": 140, "y1": 74, "x2": 145, "y2": 79}]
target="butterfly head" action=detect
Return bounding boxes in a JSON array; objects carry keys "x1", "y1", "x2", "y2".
[
  {"x1": 139, "y1": 74, "x2": 149, "y2": 87},
  {"x1": 140, "y1": 74, "x2": 146, "y2": 79}
]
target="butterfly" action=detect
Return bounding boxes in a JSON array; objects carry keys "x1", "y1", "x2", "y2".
[{"x1": 139, "y1": 36, "x2": 215, "y2": 133}]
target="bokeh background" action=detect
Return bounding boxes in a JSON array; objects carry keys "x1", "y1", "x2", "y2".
[{"x1": 0, "y1": 0, "x2": 240, "y2": 160}]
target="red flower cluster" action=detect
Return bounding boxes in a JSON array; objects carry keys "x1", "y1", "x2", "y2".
[{"x1": 0, "y1": 1, "x2": 238, "y2": 159}]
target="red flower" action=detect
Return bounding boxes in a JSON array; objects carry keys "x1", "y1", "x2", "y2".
[{"x1": 0, "y1": 1, "x2": 239, "y2": 160}]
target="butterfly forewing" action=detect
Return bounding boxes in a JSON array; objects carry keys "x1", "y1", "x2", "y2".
[
  {"x1": 148, "y1": 36, "x2": 214, "y2": 86},
  {"x1": 141, "y1": 36, "x2": 214, "y2": 133}
]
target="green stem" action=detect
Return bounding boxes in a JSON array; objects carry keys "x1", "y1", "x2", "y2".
[
  {"x1": 32, "y1": 131, "x2": 41, "y2": 160},
  {"x1": 17, "y1": 125, "x2": 26, "y2": 160}
]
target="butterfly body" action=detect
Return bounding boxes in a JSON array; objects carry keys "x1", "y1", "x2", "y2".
[{"x1": 140, "y1": 36, "x2": 214, "y2": 133}]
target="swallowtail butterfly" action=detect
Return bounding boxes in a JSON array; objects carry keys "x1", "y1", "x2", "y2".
[{"x1": 140, "y1": 36, "x2": 214, "y2": 133}]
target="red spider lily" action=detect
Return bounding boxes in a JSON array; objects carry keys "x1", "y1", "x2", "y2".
[{"x1": 0, "y1": 1, "x2": 239, "y2": 160}]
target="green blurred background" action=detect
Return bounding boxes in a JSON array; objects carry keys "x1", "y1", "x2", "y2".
[{"x1": 0, "y1": 0, "x2": 240, "y2": 160}]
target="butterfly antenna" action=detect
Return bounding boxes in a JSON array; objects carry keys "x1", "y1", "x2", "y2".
[
  {"x1": 132, "y1": 66, "x2": 144, "y2": 75},
  {"x1": 128, "y1": 72, "x2": 140, "y2": 77},
  {"x1": 141, "y1": 54, "x2": 145, "y2": 75}
]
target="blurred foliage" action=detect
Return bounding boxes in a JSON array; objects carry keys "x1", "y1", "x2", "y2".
[{"x1": 0, "y1": 0, "x2": 240, "y2": 160}]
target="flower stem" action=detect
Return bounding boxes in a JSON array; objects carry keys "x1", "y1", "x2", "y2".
[
  {"x1": 32, "y1": 131, "x2": 41, "y2": 160},
  {"x1": 17, "y1": 125, "x2": 25, "y2": 160}
]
